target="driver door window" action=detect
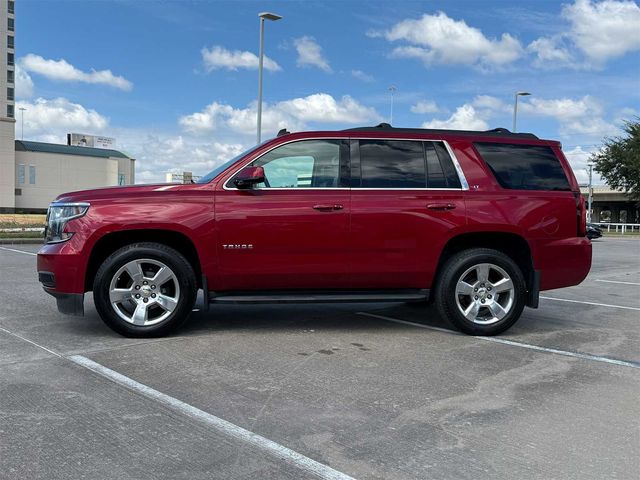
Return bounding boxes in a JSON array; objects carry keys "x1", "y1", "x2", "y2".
[{"x1": 249, "y1": 140, "x2": 345, "y2": 188}]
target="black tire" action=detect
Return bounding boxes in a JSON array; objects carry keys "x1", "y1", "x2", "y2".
[
  {"x1": 434, "y1": 248, "x2": 526, "y2": 336},
  {"x1": 93, "y1": 242, "x2": 197, "y2": 337}
]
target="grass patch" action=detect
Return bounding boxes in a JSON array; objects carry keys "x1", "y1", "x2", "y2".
[
  {"x1": 0, "y1": 214, "x2": 46, "y2": 229},
  {"x1": 0, "y1": 231, "x2": 43, "y2": 240}
]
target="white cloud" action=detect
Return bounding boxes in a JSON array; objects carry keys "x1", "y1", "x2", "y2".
[
  {"x1": 19, "y1": 54, "x2": 133, "y2": 90},
  {"x1": 201, "y1": 46, "x2": 281, "y2": 72},
  {"x1": 528, "y1": 0, "x2": 640, "y2": 68},
  {"x1": 471, "y1": 95, "x2": 510, "y2": 112},
  {"x1": 519, "y1": 95, "x2": 616, "y2": 136},
  {"x1": 15, "y1": 65, "x2": 34, "y2": 98},
  {"x1": 563, "y1": 145, "x2": 603, "y2": 184},
  {"x1": 527, "y1": 36, "x2": 576, "y2": 68},
  {"x1": 293, "y1": 37, "x2": 332, "y2": 72},
  {"x1": 180, "y1": 93, "x2": 381, "y2": 136},
  {"x1": 422, "y1": 105, "x2": 489, "y2": 130},
  {"x1": 116, "y1": 132, "x2": 247, "y2": 184},
  {"x1": 376, "y1": 12, "x2": 523, "y2": 68},
  {"x1": 563, "y1": 0, "x2": 640, "y2": 64},
  {"x1": 410, "y1": 100, "x2": 439, "y2": 114},
  {"x1": 351, "y1": 69, "x2": 374, "y2": 82},
  {"x1": 16, "y1": 97, "x2": 109, "y2": 140}
]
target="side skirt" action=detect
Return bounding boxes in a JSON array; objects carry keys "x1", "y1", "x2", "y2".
[{"x1": 207, "y1": 289, "x2": 430, "y2": 305}]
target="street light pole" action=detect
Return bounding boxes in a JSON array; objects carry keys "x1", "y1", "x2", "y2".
[
  {"x1": 257, "y1": 12, "x2": 282, "y2": 144},
  {"x1": 388, "y1": 85, "x2": 397, "y2": 125},
  {"x1": 587, "y1": 162, "x2": 594, "y2": 223},
  {"x1": 18, "y1": 107, "x2": 26, "y2": 140},
  {"x1": 512, "y1": 91, "x2": 531, "y2": 132}
]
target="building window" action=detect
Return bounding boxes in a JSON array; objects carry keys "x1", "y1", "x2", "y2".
[
  {"x1": 29, "y1": 166, "x2": 36, "y2": 185},
  {"x1": 17, "y1": 164, "x2": 25, "y2": 184},
  {"x1": 7, "y1": 104, "x2": 14, "y2": 118},
  {"x1": 7, "y1": 87, "x2": 14, "y2": 101},
  {"x1": 7, "y1": 70, "x2": 13, "y2": 83},
  {"x1": 7, "y1": 35, "x2": 14, "y2": 49},
  {"x1": 8, "y1": 17, "x2": 14, "y2": 31},
  {"x1": 8, "y1": 1, "x2": 14, "y2": 14},
  {"x1": 8, "y1": 52, "x2": 14, "y2": 66}
]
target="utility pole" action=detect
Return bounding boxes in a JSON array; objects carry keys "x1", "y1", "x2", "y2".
[
  {"x1": 19, "y1": 107, "x2": 26, "y2": 140},
  {"x1": 512, "y1": 91, "x2": 531, "y2": 132},
  {"x1": 587, "y1": 162, "x2": 594, "y2": 223},
  {"x1": 256, "y1": 12, "x2": 282, "y2": 144},
  {"x1": 388, "y1": 85, "x2": 397, "y2": 125}
]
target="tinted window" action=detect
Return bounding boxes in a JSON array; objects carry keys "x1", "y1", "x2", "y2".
[
  {"x1": 433, "y1": 142, "x2": 462, "y2": 188},
  {"x1": 474, "y1": 142, "x2": 570, "y2": 191},
  {"x1": 425, "y1": 142, "x2": 447, "y2": 188},
  {"x1": 251, "y1": 140, "x2": 343, "y2": 188},
  {"x1": 359, "y1": 140, "x2": 425, "y2": 188}
]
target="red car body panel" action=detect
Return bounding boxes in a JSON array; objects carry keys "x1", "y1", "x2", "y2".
[{"x1": 37, "y1": 129, "x2": 591, "y2": 303}]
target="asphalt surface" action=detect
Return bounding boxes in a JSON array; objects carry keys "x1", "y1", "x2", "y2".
[{"x1": 0, "y1": 238, "x2": 639, "y2": 480}]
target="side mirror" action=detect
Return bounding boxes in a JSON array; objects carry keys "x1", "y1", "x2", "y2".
[{"x1": 233, "y1": 166, "x2": 265, "y2": 189}]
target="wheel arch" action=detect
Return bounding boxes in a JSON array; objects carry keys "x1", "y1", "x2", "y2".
[
  {"x1": 433, "y1": 231, "x2": 535, "y2": 298},
  {"x1": 84, "y1": 229, "x2": 202, "y2": 292}
]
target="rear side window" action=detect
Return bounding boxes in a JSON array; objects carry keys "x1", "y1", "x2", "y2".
[
  {"x1": 359, "y1": 140, "x2": 425, "y2": 188},
  {"x1": 474, "y1": 142, "x2": 570, "y2": 191}
]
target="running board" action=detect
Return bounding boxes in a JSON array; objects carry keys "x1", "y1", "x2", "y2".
[{"x1": 208, "y1": 289, "x2": 429, "y2": 305}]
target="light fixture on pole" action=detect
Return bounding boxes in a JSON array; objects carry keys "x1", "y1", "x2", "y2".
[
  {"x1": 388, "y1": 85, "x2": 397, "y2": 125},
  {"x1": 18, "y1": 107, "x2": 26, "y2": 140},
  {"x1": 512, "y1": 91, "x2": 531, "y2": 132},
  {"x1": 587, "y1": 161, "x2": 594, "y2": 223},
  {"x1": 256, "y1": 11, "x2": 282, "y2": 144}
]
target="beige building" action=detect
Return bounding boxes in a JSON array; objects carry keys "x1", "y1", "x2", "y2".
[
  {"x1": 14, "y1": 141, "x2": 135, "y2": 210},
  {"x1": 0, "y1": 1, "x2": 136, "y2": 212},
  {"x1": 0, "y1": 0, "x2": 16, "y2": 210}
]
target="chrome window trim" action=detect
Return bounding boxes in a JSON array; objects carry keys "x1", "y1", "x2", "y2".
[{"x1": 222, "y1": 136, "x2": 469, "y2": 191}]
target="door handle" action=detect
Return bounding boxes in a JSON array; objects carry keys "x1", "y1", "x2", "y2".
[
  {"x1": 313, "y1": 204, "x2": 343, "y2": 211},
  {"x1": 427, "y1": 203, "x2": 456, "y2": 211}
]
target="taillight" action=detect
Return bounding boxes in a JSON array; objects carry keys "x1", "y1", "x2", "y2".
[{"x1": 575, "y1": 193, "x2": 587, "y2": 237}]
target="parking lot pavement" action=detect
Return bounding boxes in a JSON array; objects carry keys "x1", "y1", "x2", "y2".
[{"x1": 1, "y1": 239, "x2": 639, "y2": 480}]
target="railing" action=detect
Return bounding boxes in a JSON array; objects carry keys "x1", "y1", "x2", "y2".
[{"x1": 594, "y1": 223, "x2": 640, "y2": 234}]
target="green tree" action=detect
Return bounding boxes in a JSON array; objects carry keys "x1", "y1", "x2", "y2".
[{"x1": 590, "y1": 119, "x2": 640, "y2": 202}]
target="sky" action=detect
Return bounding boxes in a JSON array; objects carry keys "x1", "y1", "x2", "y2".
[{"x1": 15, "y1": 0, "x2": 640, "y2": 184}]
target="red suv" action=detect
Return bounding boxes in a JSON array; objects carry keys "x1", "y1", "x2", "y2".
[{"x1": 37, "y1": 124, "x2": 592, "y2": 337}]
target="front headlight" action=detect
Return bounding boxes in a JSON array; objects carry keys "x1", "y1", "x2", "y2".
[{"x1": 44, "y1": 202, "x2": 90, "y2": 244}]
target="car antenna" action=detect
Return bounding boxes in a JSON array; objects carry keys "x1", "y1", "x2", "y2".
[{"x1": 277, "y1": 128, "x2": 290, "y2": 137}]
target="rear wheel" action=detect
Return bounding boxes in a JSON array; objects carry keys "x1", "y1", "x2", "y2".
[
  {"x1": 435, "y1": 248, "x2": 526, "y2": 335},
  {"x1": 93, "y1": 242, "x2": 197, "y2": 337}
]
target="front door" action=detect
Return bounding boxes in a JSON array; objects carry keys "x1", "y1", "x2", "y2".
[{"x1": 214, "y1": 138, "x2": 351, "y2": 291}]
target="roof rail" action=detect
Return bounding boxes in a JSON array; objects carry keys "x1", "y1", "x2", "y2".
[{"x1": 342, "y1": 125, "x2": 538, "y2": 139}]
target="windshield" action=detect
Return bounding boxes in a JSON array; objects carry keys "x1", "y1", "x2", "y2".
[{"x1": 196, "y1": 145, "x2": 261, "y2": 184}]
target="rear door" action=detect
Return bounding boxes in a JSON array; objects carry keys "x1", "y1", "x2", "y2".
[
  {"x1": 348, "y1": 139, "x2": 467, "y2": 289},
  {"x1": 214, "y1": 138, "x2": 351, "y2": 291}
]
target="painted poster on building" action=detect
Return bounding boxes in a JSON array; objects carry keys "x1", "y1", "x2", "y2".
[{"x1": 67, "y1": 133, "x2": 116, "y2": 149}]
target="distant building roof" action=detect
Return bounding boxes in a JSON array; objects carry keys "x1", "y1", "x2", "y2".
[{"x1": 15, "y1": 140, "x2": 133, "y2": 159}]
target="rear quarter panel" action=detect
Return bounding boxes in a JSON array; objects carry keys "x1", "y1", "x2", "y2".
[{"x1": 450, "y1": 138, "x2": 591, "y2": 290}]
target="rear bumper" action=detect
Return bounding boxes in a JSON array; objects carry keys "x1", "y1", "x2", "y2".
[{"x1": 534, "y1": 236, "x2": 592, "y2": 291}]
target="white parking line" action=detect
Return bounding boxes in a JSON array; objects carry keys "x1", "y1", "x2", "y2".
[
  {"x1": 540, "y1": 296, "x2": 640, "y2": 311},
  {"x1": 595, "y1": 279, "x2": 640, "y2": 286},
  {"x1": 69, "y1": 355, "x2": 356, "y2": 480},
  {"x1": 357, "y1": 312, "x2": 640, "y2": 369},
  {"x1": 0, "y1": 246, "x2": 37, "y2": 256},
  {"x1": 0, "y1": 326, "x2": 62, "y2": 358}
]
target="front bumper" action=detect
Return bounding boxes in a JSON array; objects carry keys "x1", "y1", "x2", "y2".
[
  {"x1": 44, "y1": 289, "x2": 85, "y2": 316},
  {"x1": 37, "y1": 239, "x2": 88, "y2": 316}
]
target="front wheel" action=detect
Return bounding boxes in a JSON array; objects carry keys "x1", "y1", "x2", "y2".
[
  {"x1": 434, "y1": 248, "x2": 526, "y2": 336},
  {"x1": 93, "y1": 242, "x2": 197, "y2": 337}
]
